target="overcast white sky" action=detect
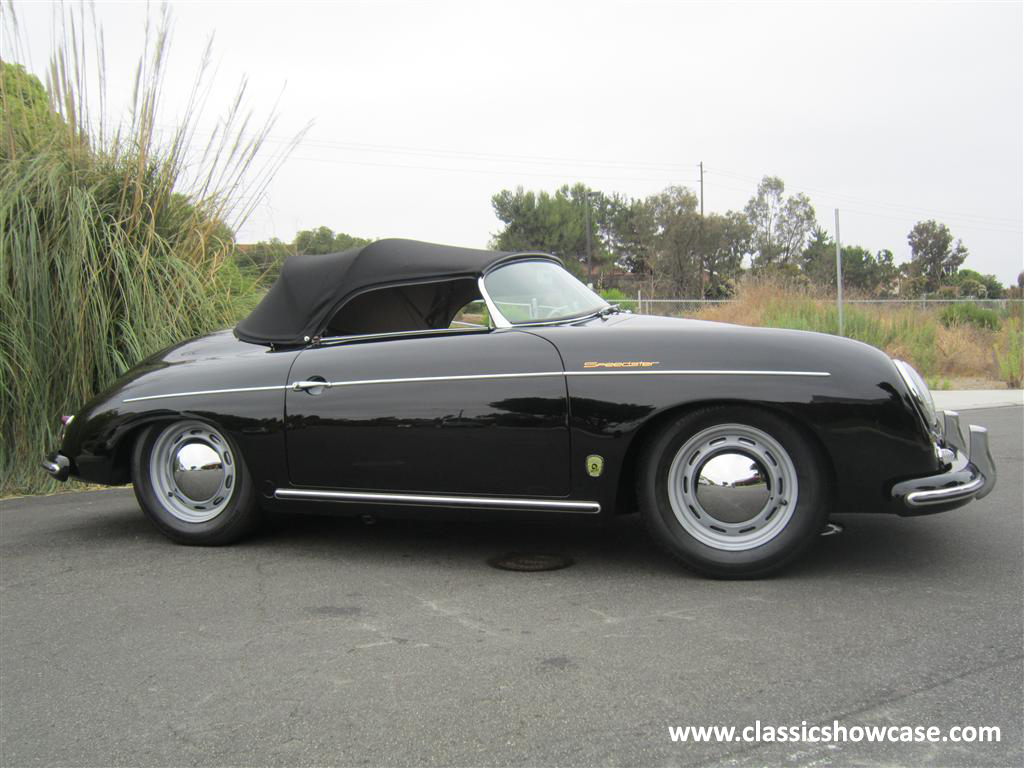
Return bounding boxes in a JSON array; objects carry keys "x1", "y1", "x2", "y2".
[{"x1": 7, "y1": 0, "x2": 1024, "y2": 283}]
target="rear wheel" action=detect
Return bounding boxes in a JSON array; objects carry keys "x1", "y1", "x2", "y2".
[
  {"x1": 637, "y1": 406, "x2": 828, "y2": 578},
  {"x1": 131, "y1": 420, "x2": 259, "y2": 545}
]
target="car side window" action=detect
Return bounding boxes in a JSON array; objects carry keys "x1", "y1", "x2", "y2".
[
  {"x1": 323, "y1": 278, "x2": 487, "y2": 337},
  {"x1": 449, "y1": 299, "x2": 490, "y2": 329}
]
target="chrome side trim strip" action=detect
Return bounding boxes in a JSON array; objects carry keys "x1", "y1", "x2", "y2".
[
  {"x1": 323, "y1": 370, "x2": 830, "y2": 388},
  {"x1": 274, "y1": 488, "x2": 601, "y2": 513},
  {"x1": 122, "y1": 369, "x2": 831, "y2": 402},
  {"x1": 565, "y1": 369, "x2": 831, "y2": 378},
  {"x1": 123, "y1": 385, "x2": 288, "y2": 403},
  {"x1": 321, "y1": 371, "x2": 565, "y2": 388}
]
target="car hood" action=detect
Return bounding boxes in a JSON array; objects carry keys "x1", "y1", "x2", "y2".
[{"x1": 528, "y1": 312, "x2": 901, "y2": 388}]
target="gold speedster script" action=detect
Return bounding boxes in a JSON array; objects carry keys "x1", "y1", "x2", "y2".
[{"x1": 583, "y1": 361, "x2": 660, "y2": 368}]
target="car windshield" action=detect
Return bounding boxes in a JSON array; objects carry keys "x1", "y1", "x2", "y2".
[{"x1": 483, "y1": 260, "x2": 609, "y2": 325}]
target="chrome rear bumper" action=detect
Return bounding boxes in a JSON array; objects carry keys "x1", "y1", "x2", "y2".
[{"x1": 892, "y1": 410, "x2": 996, "y2": 513}]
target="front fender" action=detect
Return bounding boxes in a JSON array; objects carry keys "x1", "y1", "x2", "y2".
[
  {"x1": 56, "y1": 331, "x2": 300, "y2": 487},
  {"x1": 529, "y1": 314, "x2": 939, "y2": 515}
]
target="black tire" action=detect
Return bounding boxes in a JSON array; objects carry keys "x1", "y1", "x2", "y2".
[
  {"x1": 131, "y1": 420, "x2": 259, "y2": 545},
  {"x1": 637, "y1": 406, "x2": 829, "y2": 578}
]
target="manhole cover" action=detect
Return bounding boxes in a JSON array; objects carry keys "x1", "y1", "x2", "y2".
[
  {"x1": 488, "y1": 552, "x2": 574, "y2": 572},
  {"x1": 820, "y1": 522, "x2": 844, "y2": 537}
]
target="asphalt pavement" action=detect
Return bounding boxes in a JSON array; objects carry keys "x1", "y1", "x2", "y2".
[{"x1": 1, "y1": 406, "x2": 1021, "y2": 767}]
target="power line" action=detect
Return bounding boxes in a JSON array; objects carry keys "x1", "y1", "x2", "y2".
[
  {"x1": 142, "y1": 120, "x2": 704, "y2": 174},
  {"x1": 275, "y1": 153, "x2": 700, "y2": 185},
  {"x1": 284, "y1": 137, "x2": 703, "y2": 173},
  {"x1": 124, "y1": 121, "x2": 1024, "y2": 234},
  {"x1": 704, "y1": 178, "x2": 1024, "y2": 236},
  {"x1": 705, "y1": 166, "x2": 1021, "y2": 228}
]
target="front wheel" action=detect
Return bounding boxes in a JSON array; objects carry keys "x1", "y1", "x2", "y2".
[
  {"x1": 637, "y1": 406, "x2": 829, "y2": 578},
  {"x1": 131, "y1": 420, "x2": 259, "y2": 545}
]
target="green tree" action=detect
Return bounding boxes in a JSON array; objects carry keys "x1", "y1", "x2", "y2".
[
  {"x1": 240, "y1": 228, "x2": 369, "y2": 282},
  {"x1": 1009, "y1": 272, "x2": 1024, "y2": 300},
  {"x1": 235, "y1": 238, "x2": 293, "y2": 282},
  {"x1": 491, "y1": 183, "x2": 612, "y2": 279},
  {"x1": 869, "y1": 250, "x2": 900, "y2": 297},
  {"x1": 744, "y1": 176, "x2": 816, "y2": 269},
  {"x1": 293, "y1": 226, "x2": 370, "y2": 255},
  {"x1": 800, "y1": 228, "x2": 898, "y2": 296},
  {"x1": 0, "y1": 62, "x2": 66, "y2": 154},
  {"x1": 954, "y1": 268, "x2": 1004, "y2": 299},
  {"x1": 906, "y1": 220, "x2": 968, "y2": 293},
  {"x1": 333, "y1": 231, "x2": 372, "y2": 252},
  {"x1": 606, "y1": 195, "x2": 658, "y2": 276},
  {"x1": 492, "y1": 183, "x2": 748, "y2": 296},
  {"x1": 295, "y1": 226, "x2": 338, "y2": 255},
  {"x1": 798, "y1": 227, "x2": 834, "y2": 287},
  {"x1": 841, "y1": 246, "x2": 898, "y2": 296},
  {"x1": 956, "y1": 279, "x2": 985, "y2": 298},
  {"x1": 697, "y1": 211, "x2": 750, "y2": 298},
  {"x1": 648, "y1": 186, "x2": 702, "y2": 296}
]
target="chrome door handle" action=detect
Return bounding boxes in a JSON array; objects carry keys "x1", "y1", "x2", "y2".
[{"x1": 291, "y1": 380, "x2": 331, "y2": 392}]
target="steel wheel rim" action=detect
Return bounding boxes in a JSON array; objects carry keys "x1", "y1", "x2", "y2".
[
  {"x1": 667, "y1": 423, "x2": 799, "y2": 551},
  {"x1": 149, "y1": 421, "x2": 235, "y2": 523}
]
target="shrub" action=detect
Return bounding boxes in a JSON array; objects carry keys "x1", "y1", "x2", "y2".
[
  {"x1": 957, "y1": 279, "x2": 987, "y2": 299},
  {"x1": 939, "y1": 303, "x2": 1001, "y2": 331},
  {"x1": 600, "y1": 287, "x2": 638, "y2": 312},
  {"x1": 995, "y1": 318, "x2": 1023, "y2": 389}
]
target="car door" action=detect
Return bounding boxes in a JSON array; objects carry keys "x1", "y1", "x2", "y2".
[{"x1": 284, "y1": 330, "x2": 570, "y2": 496}]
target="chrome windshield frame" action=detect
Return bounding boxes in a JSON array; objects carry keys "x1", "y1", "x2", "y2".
[
  {"x1": 479, "y1": 257, "x2": 610, "y2": 329},
  {"x1": 477, "y1": 275, "x2": 512, "y2": 328}
]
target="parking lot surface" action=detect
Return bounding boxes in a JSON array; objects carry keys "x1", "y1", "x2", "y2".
[{"x1": 2, "y1": 407, "x2": 1021, "y2": 767}]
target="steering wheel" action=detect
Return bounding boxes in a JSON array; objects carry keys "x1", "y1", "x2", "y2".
[{"x1": 542, "y1": 304, "x2": 571, "y2": 319}]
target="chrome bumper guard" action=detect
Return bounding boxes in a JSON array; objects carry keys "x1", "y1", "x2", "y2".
[
  {"x1": 40, "y1": 452, "x2": 71, "y2": 482},
  {"x1": 892, "y1": 410, "x2": 997, "y2": 510}
]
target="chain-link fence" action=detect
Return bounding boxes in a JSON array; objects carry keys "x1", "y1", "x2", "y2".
[{"x1": 619, "y1": 296, "x2": 1023, "y2": 316}]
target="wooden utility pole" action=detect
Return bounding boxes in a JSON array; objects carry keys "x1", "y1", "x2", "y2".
[
  {"x1": 835, "y1": 208, "x2": 845, "y2": 336},
  {"x1": 584, "y1": 194, "x2": 593, "y2": 287},
  {"x1": 699, "y1": 161, "x2": 704, "y2": 217}
]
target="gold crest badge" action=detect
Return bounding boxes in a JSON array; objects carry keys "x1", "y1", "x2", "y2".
[{"x1": 585, "y1": 455, "x2": 605, "y2": 477}]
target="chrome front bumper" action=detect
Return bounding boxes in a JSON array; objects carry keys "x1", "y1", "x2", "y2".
[
  {"x1": 891, "y1": 410, "x2": 997, "y2": 512},
  {"x1": 41, "y1": 452, "x2": 71, "y2": 482}
]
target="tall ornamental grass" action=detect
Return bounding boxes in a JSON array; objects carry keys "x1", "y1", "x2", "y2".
[{"x1": 1, "y1": 5, "x2": 302, "y2": 495}]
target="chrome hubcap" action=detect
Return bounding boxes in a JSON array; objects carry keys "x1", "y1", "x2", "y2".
[
  {"x1": 695, "y1": 452, "x2": 771, "y2": 524},
  {"x1": 172, "y1": 442, "x2": 225, "y2": 502},
  {"x1": 667, "y1": 424, "x2": 798, "y2": 551},
  {"x1": 150, "y1": 421, "x2": 235, "y2": 523}
]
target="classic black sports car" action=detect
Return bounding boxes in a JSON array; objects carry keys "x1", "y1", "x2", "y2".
[{"x1": 43, "y1": 239, "x2": 996, "y2": 577}]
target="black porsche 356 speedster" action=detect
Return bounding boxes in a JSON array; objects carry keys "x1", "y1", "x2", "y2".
[{"x1": 43, "y1": 239, "x2": 996, "y2": 577}]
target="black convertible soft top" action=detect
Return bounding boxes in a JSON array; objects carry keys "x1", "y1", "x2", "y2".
[{"x1": 235, "y1": 238, "x2": 550, "y2": 345}]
